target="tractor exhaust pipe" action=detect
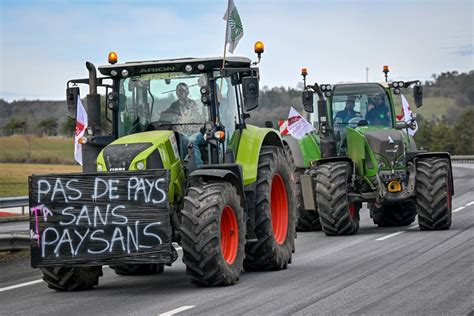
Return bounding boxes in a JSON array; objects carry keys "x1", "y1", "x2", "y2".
[
  {"x1": 82, "y1": 62, "x2": 101, "y2": 173},
  {"x1": 86, "y1": 61, "x2": 98, "y2": 95}
]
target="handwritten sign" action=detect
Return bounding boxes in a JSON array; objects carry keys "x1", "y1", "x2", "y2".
[{"x1": 29, "y1": 170, "x2": 177, "y2": 268}]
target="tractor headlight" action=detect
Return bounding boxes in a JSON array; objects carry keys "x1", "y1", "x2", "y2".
[
  {"x1": 393, "y1": 82, "x2": 398, "y2": 88},
  {"x1": 97, "y1": 164, "x2": 104, "y2": 171},
  {"x1": 185, "y1": 64, "x2": 193, "y2": 73},
  {"x1": 121, "y1": 69, "x2": 129, "y2": 77},
  {"x1": 136, "y1": 161, "x2": 145, "y2": 170}
]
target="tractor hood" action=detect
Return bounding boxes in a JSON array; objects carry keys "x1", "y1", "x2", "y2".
[
  {"x1": 346, "y1": 126, "x2": 412, "y2": 177},
  {"x1": 96, "y1": 131, "x2": 180, "y2": 172},
  {"x1": 363, "y1": 129, "x2": 405, "y2": 170}
]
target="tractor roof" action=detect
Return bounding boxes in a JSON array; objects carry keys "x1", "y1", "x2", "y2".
[
  {"x1": 332, "y1": 82, "x2": 387, "y2": 95},
  {"x1": 98, "y1": 56, "x2": 252, "y2": 76}
]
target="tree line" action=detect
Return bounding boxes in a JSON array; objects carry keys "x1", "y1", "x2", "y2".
[{"x1": 1, "y1": 70, "x2": 473, "y2": 153}]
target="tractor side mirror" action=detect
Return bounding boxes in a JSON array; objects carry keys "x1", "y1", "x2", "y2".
[
  {"x1": 66, "y1": 86, "x2": 80, "y2": 119},
  {"x1": 414, "y1": 85, "x2": 423, "y2": 108},
  {"x1": 242, "y1": 77, "x2": 259, "y2": 111},
  {"x1": 302, "y1": 90, "x2": 314, "y2": 113}
]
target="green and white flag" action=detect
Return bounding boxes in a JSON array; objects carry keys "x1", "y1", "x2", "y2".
[{"x1": 223, "y1": 0, "x2": 243, "y2": 53}]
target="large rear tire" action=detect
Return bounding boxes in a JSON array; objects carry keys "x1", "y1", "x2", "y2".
[
  {"x1": 41, "y1": 266, "x2": 103, "y2": 291},
  {"x1": 415, "y1": 157, "x2": 452, "y2": 230},
  {"x1": 370, "y1": 202, "x2": 417, "y2": 227},
  {"x1": 244, "y1": 146, "x2": 296, "y2": 271},
  {"x1": 180, "y1": 182, "x2": 245, "y2": 286},
  {"x1": 110, "y1": 264, "x2": 164, "y2": 276},
  {"x1": 314, "y1": 162, "x2": 359, "y2": 236}
]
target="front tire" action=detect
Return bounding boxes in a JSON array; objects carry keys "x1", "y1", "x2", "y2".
[
  {"x1": 180, "y1": 182, "x2": 245, "y2": 286},
  {"x1": 41, "y1": 266, "x2": 103, "y2": 291},
  {"x1": 244, "y1": 146, "x2": 296, "y2": 271},
  {"x1": 314, "y1": 162, "x2": 359, "y2": 236},
  {"x1": 415, "y1": 157, "x2": 452, "y2": 230},
  {"x1": 370, "y1": 202, "x2": 417, "y2": 227}
]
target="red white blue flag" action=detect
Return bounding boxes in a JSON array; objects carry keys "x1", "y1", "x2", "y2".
[{"x1": 74, "y1": 96, "x2": 88, "y2": 165}]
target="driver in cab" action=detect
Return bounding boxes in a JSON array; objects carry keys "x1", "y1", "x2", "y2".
[{"x1": 334, "y1": 96, "x2": 361, "y2": 123}]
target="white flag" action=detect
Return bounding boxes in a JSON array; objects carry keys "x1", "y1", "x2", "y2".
[
  {"x1": 74, "y1": 96, "x2": 88, "y2": 165},
  {"x1": 287, "y1": 106, "x2": 315, "y2": 139},
  {"x1": 223, "y1": 0, "x2": 243, "y2": 53},
  {"x1": 401, "y1": 94, "x2": 418, "y2": 136}
]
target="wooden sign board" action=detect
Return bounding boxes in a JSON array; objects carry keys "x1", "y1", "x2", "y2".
[{"x1": 28, "y1": 170, "x2": 177, "y2": 268}]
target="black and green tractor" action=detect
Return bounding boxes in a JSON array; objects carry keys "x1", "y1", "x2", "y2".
[
  {"x1": 28, "y1": 44, "x2": 296, "y2": 291},
  {"x1": 288, "y1": 68, "x2": 453, "y2": 236}
]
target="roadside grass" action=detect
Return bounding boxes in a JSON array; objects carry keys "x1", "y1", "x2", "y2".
[
  {"x1": 392, "y1": 96, "x2": 456, "y2": 120},
  {"x1": 0, "y1": 163, "x2": 81, "y2": 197},
  {"x1": 0, "y1": 136, "x2": 75, "y2": 164},
  {"x1": 0, "y1": 250, "x2": 30, "y2": 262}
]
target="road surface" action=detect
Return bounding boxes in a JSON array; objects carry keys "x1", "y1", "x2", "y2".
[{"x1": 0, "y1": 166, "x2": 473, "y2": 315}]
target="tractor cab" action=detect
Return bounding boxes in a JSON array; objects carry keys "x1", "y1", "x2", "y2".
[{"x1": 66, "y1": 55, "x2": 261, "y2": 173}]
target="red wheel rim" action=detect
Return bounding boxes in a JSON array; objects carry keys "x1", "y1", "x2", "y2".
[
  {"x1": 348, "y1": 203, "x2": 356, "y2": 218},
  {"x1": 221, "y1": 205, "x2": 239, "y2": 265},
  {"x1": 271, "y1": 174, "x2": 289, "y2": 245}
]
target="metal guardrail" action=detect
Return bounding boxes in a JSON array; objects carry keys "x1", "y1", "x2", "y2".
[
  {"x1": 451, "y1": 155, "x2": 474, "y2": 164},
  {"x1": 0, "y1": 233, "x2": 29, "y2": 251},
  {"x1": 0, "y1": 196, "x2": 28, "y2": 215}
]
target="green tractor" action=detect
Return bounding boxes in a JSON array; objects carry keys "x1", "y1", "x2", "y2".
[
  {"x1": 287, "y1": 68, "x2": 453, "y2": 236},
  {"x1": 30, "y1": 45, "x2": 296, "y2": 291}
]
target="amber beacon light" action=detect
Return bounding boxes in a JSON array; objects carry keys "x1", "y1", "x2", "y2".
[
  {"x1": 254, "y1": 41, "x2": 264, "y2": 55},
  {"x1": 301, "y1": 67, "x2": 308, "y2": 76},
  {"x1": 108, "y1": 51, "x2": 118, "y2": 64}
]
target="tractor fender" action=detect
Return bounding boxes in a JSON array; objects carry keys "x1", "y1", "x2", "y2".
[
  {"x1": 187, "y1": 165, "x2": 245, "y2": 202},
  {"x1": 410, "y1": 151, "x2": 454, "y2": 195},
  {"x1": 282, "y1": 135, "x2": 305, "y2": 169},
  {"x1": 235, "y1": 125, "x2": 283, "y2": 185}
]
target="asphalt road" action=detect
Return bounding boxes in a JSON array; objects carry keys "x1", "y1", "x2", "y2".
[{"x1": 1, "y1": 166, "x2": 473, "y2": 315}]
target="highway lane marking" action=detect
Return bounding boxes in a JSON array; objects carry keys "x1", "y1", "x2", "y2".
[
  {"x1": 158, "y1": 305, "x2": 195, "y2": 316},
  {"x1": 465, "y1": 201, "x2": 474, "y2": 206},
  {"x1": 0, "y1": 279, "x2": 43, "y2": 292},
  {"x1": 453, "y1": 206, "x2": 466, "y2": 213},
  {"x1": 376, "y1": 231, "x2": 404, "y2": 241}
]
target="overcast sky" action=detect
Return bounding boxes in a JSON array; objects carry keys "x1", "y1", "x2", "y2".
[{"x1": 1, "y1": 0, "x2": 472, "y2": 101}]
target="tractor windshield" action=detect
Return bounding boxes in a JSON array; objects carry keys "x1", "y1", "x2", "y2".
[
  {"x1": 331, "y1": 83, "x2": 393, "y2": 128},
  {"x1": 118, "y1": 72, "x2": 209, "y2": 137}
]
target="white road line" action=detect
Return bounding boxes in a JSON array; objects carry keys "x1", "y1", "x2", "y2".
[
  {"x1": 453, "y1": 206, "x2": 466, "y2": 213},
  {"x1": 376, "y1": 231, "x2": 404, "y2": 241},
  {"x1": 466, "y1": 201, "x2": 474, "y2": 206},
  {"x1": 159, "y1": 305, "x2": 195, "y2": 316},
  {"x1": 0, "y1": 279, "x2": 43, "y2": 292}
]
